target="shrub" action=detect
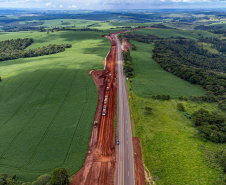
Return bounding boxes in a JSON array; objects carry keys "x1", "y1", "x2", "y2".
[
  {"x1": 177, "y1": 103, "x2": 185, "y2": 112},
  {"x1": 37, "y1": 174, "x2": 52, "y2": 185},
  {"x1": 50, "y1": 168, "x2": 69, "y2": 185}
]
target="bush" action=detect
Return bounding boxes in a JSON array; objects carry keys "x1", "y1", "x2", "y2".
[
  {"x1": 145, "y1": 106, "x2": 152, "y2": 115},
  {"x1": 37, "y1": 174, "x2": 52, "y2": 185},
  {"x1": 50, "y1": 168, "x2": 69, "y2": 185},
  {"x1": 193, "y1": 109, "x2": 226, "y2": 143},
  {"x1": 177, "y1": 103, "x2": 185, "y2": 112}
]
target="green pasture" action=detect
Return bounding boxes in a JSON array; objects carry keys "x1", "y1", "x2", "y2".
[
  {"x1": 128, "y1": 90, "x2": 225, "y2": 184},
  {"x1": 132, "y1": 28, "x2": 218, "y2": 39},
  {"x1": 25, "y1": 19, "x2": 100, "y2": 28},
  {"x1": 0, "y1": 30, "x2": 110, "y2": 181},
  {"x1": 130, "y1": 41, "x2": 205, "y2": 98},
  {"x1": 210, "y1": 21, "x2": 226, "y2": 29}
]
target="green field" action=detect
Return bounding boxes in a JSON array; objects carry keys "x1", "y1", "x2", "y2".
[
  {"x1": 132, "y1": 28, "x2": 219, "y2": 39},
  {"x1": 19, "y1": 19, "x2": 101, "y2": 28},
  {"x1": 0, "y1": 30, "x2": 110, "y2": 181},
  {"x1": 130, "y1": 41, "x2": 205, "y2": 98},
  {"x1": 128, "y1": 91, "x2": 225, "y2": 185}
]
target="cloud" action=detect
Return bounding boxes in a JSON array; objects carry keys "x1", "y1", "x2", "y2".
[
  {"x1": 0, "y1": 0, "x2": 225, "y2": 9},
  {"x1": 69, "y1": 4, "x2": 77, "y2": 8},
  {"x1": 171, "y1": 0, "x2": 211, "y2": 2},
  {"x1": 45, "y1": 2, "x2": 51, "y2": 6}
]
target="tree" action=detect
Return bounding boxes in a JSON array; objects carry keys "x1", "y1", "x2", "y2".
[
  {"x1": 177, "y1": 103, "x2": 185, "y2": 112},
  {"x1": 50, "y1": 168, "x2": 69, "y2": 185}
]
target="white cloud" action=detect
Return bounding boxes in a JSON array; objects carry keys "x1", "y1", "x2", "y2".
[
  {"x1": 69, "y1": 4, "x2": 77, "y2": 8},
  {"x1": 45, "y1": 2, "x2": 51, "y2": 6},
  {"x1": 0, "y1": 0, "x2": 225, "y2": 9},
  {"x1": 171, "y1": 0, "x2": 211, "y2": 2}
]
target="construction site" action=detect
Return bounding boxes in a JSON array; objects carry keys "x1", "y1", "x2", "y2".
[{"x1": 70, "y1": 31, "x2": 146, "y2": 185}]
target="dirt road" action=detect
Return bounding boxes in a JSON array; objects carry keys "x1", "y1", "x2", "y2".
[{"x1": 70, "y1": 34, "x2": 117, "y2": 185}]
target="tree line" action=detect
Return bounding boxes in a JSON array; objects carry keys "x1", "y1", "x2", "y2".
[
  {"x1": 122, "y1": 50, "x2": 134, "y2": 78},
  {"x1": 0, "y1": 167, "x2": 70, "y2": 185},
  {"x1": 0, "y1": 38, "x2": 72, "y2": 62}
]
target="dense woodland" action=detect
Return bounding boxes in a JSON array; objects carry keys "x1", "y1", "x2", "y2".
[
  {"x1": 152, "y1": 39, "x2": 226, "y2": 103},
  {"x1": 0, "y1": 38, "x2": 72, "y2": 62},
  {"x1": 193, "y1": 108, "x2": 225, "y2": 143}
]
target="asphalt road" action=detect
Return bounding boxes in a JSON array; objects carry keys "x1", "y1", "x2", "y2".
[{"x1": 115, "y1": 34, "x2": 135, "y2": 185}]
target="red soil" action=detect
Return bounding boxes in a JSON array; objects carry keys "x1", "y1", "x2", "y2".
[
  {"x1": 133, "y1": 137, "x2": 146, "y2": 185},
  {"x1": 70, "y1": 34, "x2": 117, "y2": 185},
  {"x1": 71, "y1": 30, "x2": 147, "y2": 185},
  {"x1": 121, "y1": 38, "x2": 131, "y2": 52}
]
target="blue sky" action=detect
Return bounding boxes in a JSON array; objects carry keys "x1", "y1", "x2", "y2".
[{"x1": 0, "y1": 0, "x2": 225, "y2": 9}]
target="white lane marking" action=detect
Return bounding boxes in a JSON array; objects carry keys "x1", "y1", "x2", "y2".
[{"x1": 127, "y1": 129, "x2": 128, "y2": 133}]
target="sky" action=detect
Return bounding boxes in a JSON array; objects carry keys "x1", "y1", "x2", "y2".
[{"x1": 0, "y1": 0, "x2": 225, "y2": 10}]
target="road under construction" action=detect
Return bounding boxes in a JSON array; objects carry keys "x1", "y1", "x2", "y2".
[{"x1": 70, "y1": 30, "x2": 145, "y2": 185}]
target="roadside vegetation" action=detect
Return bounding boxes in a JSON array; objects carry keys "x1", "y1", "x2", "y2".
[
  {"x1": 124, "y1": 27, "x2": 226, "y2": 184},
  {"x1": 128, "y1": 90, "x2": 226, "y2": 184}
]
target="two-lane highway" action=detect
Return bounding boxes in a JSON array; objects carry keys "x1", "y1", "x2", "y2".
[{"x1": 115, "y1": 34, "x2": 135, "y2": 185}]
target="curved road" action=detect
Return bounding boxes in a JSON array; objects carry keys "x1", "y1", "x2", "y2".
[{"x1": 115, "y1": 34, "x2": 135, "y2": 185}]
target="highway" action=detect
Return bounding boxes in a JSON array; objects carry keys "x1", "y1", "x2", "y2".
[{"x1": 115, "y1": 34, "x2": 135, "y2": 185}]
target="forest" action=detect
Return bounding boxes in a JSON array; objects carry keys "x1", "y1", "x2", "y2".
[
  {"x1": 152, "y1": 39, "x2": 226, "y2": 103},
  {"x1": 0, "y1": 38, "x2": 72, "y2": 62}
]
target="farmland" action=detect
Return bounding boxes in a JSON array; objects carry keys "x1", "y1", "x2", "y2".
[
  {"x1": 0, "y1": 30, "x2": 110, "y2": 181},
  {"x1": 132, "y1": 28, "x2": 218, "y2": 39},
  {"x1": 130, "y1": 40, "x2": 205, "y2": 99},
  {"x1": 128, "y1": 91, "x2": 225, "y2": 185}
]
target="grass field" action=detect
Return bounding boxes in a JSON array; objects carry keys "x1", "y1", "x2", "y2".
[
  {"x1": 0, "y1": 30, "x2": 110, "y2": 181},
  {"x1": 132, "y1": 28, "x2": 219, "y2": 39},
  {"x1": 19, "y1": 19, "x2": 101, "y2": 28},
  {"x1": 128, "y1": 88, "x2": 225, "y2": 184},
  {"x1": 130, "y1": 41, "x2": 205, "y2": 98}
]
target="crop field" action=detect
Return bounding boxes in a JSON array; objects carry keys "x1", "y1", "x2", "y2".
[
  {"x1": 132, "y1": 28, "x2": 218, "y2": 39},
  {"x1": 128, "y1": 89, "x2": 225, "y2": 184},
  {"x1": 130, "y1": 41, "x2": 205, "y2": 98},
  {"x1": 0, "y1": 30, "x2": 110, "y2": 181},
  {"x1": 18, "y1": 19, "x2": 157, "y2": 33},
  {"x1": 19, "y1": 19, "x2": 101, "y2": 28}
]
